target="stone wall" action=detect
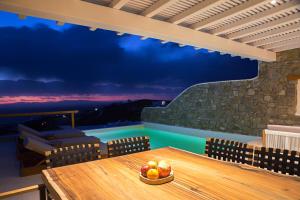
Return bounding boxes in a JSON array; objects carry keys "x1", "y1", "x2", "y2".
[{"x1": 142, "y1": 48, "x2": 300, "y2": 136}]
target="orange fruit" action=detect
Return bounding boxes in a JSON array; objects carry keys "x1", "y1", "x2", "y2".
[{"x1": 146, "y1": 169, "x2": 159, "y2": 179}]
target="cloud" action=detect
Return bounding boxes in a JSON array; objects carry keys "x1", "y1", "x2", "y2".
[
  {"x1": 0, "y1": 23, "x2": 258, "y2": 102},
  {"x1": 118, "y1": 35, "x2": 200, "y2": 62},
  {"x1": 0, "y1": 11, "x2": 72, "y2": 31},
  {"x1": 0, "y1": 94, "x2": 169, "y2": 105},
  {"x1": 0, "y1": 69, "x2": 25, "y2": 81}
]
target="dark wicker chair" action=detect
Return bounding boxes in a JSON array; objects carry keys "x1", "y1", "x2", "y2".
[
  {"x1": 253, "y1": 147, "x2": 300, "y2": 176},
  {"x1": 205, "y1": 137, "x2": 254, "y2": 165},
  {"x1": 107, "y1": 136, "x2": 150, "y2": 157},
  {"x1": 45, "y1": 143, "x2": 101, "y2": 168}
]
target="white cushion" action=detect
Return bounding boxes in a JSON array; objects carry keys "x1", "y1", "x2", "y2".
[
  {"x1": 19, "y1": 130, "x2": 49, "y2": 143},
  {"x1": 23, "y1": 137, "x2": 55, "y2": 155},
  {"x1": 18, "y1": 124, "x2": 42, "y2": 136}
]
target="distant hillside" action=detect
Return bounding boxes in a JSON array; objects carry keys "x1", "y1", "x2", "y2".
[
  {"x1": 77, "y1": 99, "x2": 169, "y2": 126},
  {"x1": 0, "y1": 99, "x2": 170, "y2": 135},
  {"x1": 0, "y1": 100, "x2": 114, "y2": 114}
]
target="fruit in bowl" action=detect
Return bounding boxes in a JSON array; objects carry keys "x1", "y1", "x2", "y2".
[
  {"x1": 147, "y1": 160, "x2": 158, "y2": 169},
  {"x1": 140, "y1": 165, "x2": 150, "y2": 177},
  {"x1": 157, "y1": 160, "x2": 171, "y2": 178},
  {"x1": 147, "y1": 169, "x2": 160, "y2": 179},
  {"x1": 140, "y1": 160, "x2": 172, "y2": 179},
  {"x1": 140, "y1": 160, "x2": 174, "y2": 185}
]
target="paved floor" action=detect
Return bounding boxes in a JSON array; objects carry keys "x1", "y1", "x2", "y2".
[{"x1": 0, "y1": 138, "x2": 41, "y2": 200}]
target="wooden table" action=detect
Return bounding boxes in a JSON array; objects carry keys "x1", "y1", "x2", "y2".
[{"x1": 42, "y1": 147, "x2": 300, "y2": 200}]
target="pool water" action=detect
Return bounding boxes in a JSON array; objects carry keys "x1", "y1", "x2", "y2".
[{"x1": 86, "y1": 127, "x2": 206, "y2": 154}]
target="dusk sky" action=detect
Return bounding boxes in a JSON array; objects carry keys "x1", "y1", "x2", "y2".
[{"x1": 0, "y1": 11, "x2": 258, "y2": 105}]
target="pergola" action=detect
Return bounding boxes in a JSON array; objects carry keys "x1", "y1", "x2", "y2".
[{"x1": 0, "y1": 0, "x2": 299, "y2": 62}]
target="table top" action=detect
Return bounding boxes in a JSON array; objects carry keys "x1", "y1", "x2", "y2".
[{"x1": 42, "y1": 147, "x2": 300, "y2": 200}]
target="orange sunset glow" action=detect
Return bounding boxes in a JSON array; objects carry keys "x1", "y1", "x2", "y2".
[{"x1": 0, "y1": 95, "x2": 171, "y2": 105}]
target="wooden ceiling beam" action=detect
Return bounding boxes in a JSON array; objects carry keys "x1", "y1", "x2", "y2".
[
  {"x1": 89, "y1": 27, "x2": 97, "y2": 31},
  {"x1": 228, "y1": 12, "x2": 300, "y2": 40},
  {"x1": 18, "y1": 14, "x2": 26, "y2": 19},
  {"x1": 211, "y1": 0, "x2": 300, "y2": 35},
  {"x1": 272, "y1": 42, "x2": 300, "y2": 52},
  {"x1": 250, "y1": 30, "x2": 300, "y2": 47},
  {"x1": 110, "y1": 0, "x2": 129, "y2": 9},
  {"x1": 239, "y1": 22, "x2": 300, "y2": 43},
  {"x1": 169, "y1": 0, "x2": 226, "y2": 25},
  {"x1": 191, "y1": 0, "x2": 269, "y2": 30},
  {"x1": 56, "y1": 21, "x2": 65, "y2": 26},
  {"x1": 142, "y1": 0, "x2": 177, "y2": 18},
  {"x1": 263, "y1": 37, "x2": 300, "y2": 50}
]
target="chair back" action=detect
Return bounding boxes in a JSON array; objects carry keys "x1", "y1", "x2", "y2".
[
  {"x1": 45, "y1": 143, "x2": 101, "y2": 168},
  {"x1": 253, "y1": 147, "x2": 300, "y2": 176},
  {"x1": 205, "y1": 138, "x2": 254, "y2": 165},
  {"x1": 107, "y1": 136, "x2": 150, "y2": 157}
]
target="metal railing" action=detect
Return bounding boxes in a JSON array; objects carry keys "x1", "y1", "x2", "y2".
[{"x1": 0, "y1": 110, "x2": 79, "y2": 128}]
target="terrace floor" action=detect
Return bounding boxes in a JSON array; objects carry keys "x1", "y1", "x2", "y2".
[{"x1": 0, "y1": 137, "x2": 41, "y2": 200}]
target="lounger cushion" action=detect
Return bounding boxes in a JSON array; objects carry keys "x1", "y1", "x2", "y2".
[
  {"x1": 19, "y1": 124, "x2": 86, "y2": 140},
  {"x1": 19, "y1": 130, "x2": 49, "y2": 144},
  {"x1": 49, "y1": 136, "x2": 100, "y2": 147},
  {"x1": 40, "y1": 128, "x2": 85, "y2": 140},
  {"x1": 23, "y1": 137, "x2": 55, "y2": 156},
  {"x1": 18, "y1": 124, "x2": 42, "y2": 137},
  {"x1": 267, "y1": 124, "x2": 300, "y2": 133}
]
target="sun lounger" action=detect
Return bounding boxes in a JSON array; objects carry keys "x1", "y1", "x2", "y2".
[
  {"x1": 18, "y1": 125, "x2": 101, "y2": 176},
  {"x1": 19, "y1": 135, "x2": 101, "y2": 176},
  {"x1": 19, "y1": 129, "x2": 99, "y2": 146},
  {"x1": 18, "y1": 124, "x2": 85, "y2": 140}
]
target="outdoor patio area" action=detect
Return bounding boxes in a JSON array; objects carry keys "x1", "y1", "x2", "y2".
[
  {"x1": 0, "y1": 121, "x2": 299, "y2": 199},
  {"x1": 0, "y1": 0, "x2": 299, "y2": 199}
]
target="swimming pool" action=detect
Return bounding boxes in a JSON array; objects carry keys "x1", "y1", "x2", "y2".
[{"x1": 85, "y1": 126, "x2": 206, "y2": 154}]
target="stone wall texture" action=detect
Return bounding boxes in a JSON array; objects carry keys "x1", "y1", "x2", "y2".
[{"x1": 142, "y1": 48, "x2": 300, "y2": 136}]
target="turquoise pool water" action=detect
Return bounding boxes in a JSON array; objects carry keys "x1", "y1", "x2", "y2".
[{"x1": 86, "y1": 127, "x2": 206, "y2": 154}]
